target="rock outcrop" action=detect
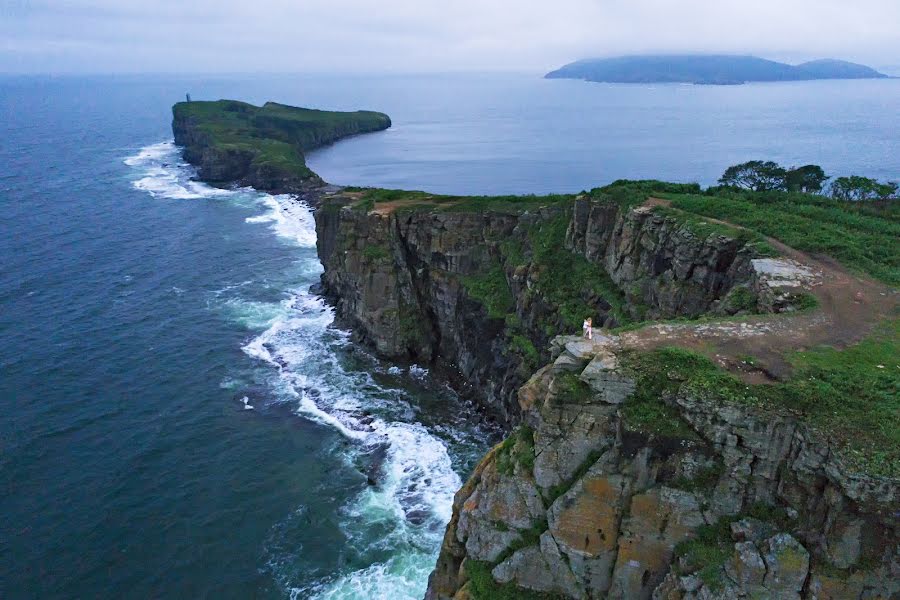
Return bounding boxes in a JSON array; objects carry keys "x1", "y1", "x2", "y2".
[
  {"x1": 424, "y1": 336, "x2": 899, "y2": 600},
  {"x1": 315, "y1": 194, "x2": 790, "y2": 420}
]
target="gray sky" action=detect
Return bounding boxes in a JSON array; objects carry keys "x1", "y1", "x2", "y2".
[{"x1": 2, "y1": 0, "x2": 899, "y2": 73}]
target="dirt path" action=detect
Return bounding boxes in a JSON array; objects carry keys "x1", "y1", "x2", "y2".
[{"x1": 616, "y1": 198, "x2": 898, "y2": 382}]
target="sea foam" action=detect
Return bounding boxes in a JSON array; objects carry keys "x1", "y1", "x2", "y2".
[{"x1": 126, "y1": 141, "x2": 468, "y2": 600}]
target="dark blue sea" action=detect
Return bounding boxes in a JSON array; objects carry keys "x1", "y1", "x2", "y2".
[{"x1": 1, "y1": 73, "x2": 898, "y2": 599}]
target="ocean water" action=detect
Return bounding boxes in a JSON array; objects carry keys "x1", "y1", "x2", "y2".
[{"x1": 1, "y1": 73, "x2": 898, "y2": 599}]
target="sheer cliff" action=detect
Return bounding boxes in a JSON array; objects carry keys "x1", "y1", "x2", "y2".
[
  {"x1": 314, "y1": 184, "x2": 898, "y2": 600},
  {"x1": 316, "y1": 188, "x2": 783, "y2": 421}
]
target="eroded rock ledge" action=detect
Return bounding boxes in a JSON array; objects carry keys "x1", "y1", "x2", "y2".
[{"x1": 425, "y1": 336, "x2": 898, "y2": 600}]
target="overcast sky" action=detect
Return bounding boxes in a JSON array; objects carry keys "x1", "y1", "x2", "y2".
[{"x1": 2, "y1": 0, "x2": 899, "y2": 74}]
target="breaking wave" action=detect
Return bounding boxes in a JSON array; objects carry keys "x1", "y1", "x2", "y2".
[{"x1": 125, "y1": 141, "x2": 478, "y2": 599}]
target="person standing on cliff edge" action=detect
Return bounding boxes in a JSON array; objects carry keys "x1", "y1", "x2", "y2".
[{"x1": 583, "y1": 317, "x2": 593, "y2": 340}]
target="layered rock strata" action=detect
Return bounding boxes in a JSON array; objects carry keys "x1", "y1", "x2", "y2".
[
  {"x1": 315, "y1": 195, "x2": 789, "y2": 420},
  {"x1": 424, "y1": 336, "x2": 899, "y2": 600}
]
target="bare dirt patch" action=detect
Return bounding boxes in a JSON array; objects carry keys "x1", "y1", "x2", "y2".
[{"x1": 619, "y1": 199, "x2": 899, "y2": 382}]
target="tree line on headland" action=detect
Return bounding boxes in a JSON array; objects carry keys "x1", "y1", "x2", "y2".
[{"x1": 718, "y1": 160, "x2": 898, "y2": 201}]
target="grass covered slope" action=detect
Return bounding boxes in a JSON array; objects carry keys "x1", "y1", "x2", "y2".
[
  {"x1": 171, "y1": 99, "x2": 391, "y2": 191},
  {"x1": 621, "y1": 319, "x2": 900, "y2": 477},
  {"x1": 343, "y1": 180, "x2": 898, "y2": 286},
  {"x1": 661, "y1": 189, "x2": 900, "y2": 285}
]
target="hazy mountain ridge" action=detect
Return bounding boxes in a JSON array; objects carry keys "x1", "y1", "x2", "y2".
[{"x1": 546, "y1": 54, "x2": 889, "y2": 85}]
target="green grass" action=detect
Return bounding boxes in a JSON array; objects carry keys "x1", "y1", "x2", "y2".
[
  {"x1": 345, "y1": 186, "x2": 577, "y2": 214},
  {"x1": 673, "y1": 517, "x2": 734, "y2": 590},
  {"x1": 361, "y1": 244, "x2": 389, "y2": 261},
  {"x1": 650, "y1": 205, "x2": 778, "y2": 257},
  {"x1": 719, "y1": 286, "x2": 759, "y2": 313},
  {"x1": 466, "y1": 561, "x2": 564, "y2": 600},
  {"x1": 673, "y1": 502, "x2": 795, "y2": 590},
  {"x1": 587, "y1": 180, "x2": 703, "y2": 208},
  {"x1": 663, "y1": 191, "x2": 900, "y2": 285},
  {"x1": 495, "y1": 426, "x2": 536, "y2": 476},
  {"x1": 554, "y1": 372, "x2": 593, "y2": 404},
  {"x1": 494, "y1": 517, "x2": 549, "y2": 565},
  {"x1": 461, "y1": 266, "x2": 515, "y2": 320},
  {"x1": 173, "y1": 100, "x2": 390, "y2": 182},
  {"x1": 523, "y1": 214, "x2": 633, "y2": 328},
  {"x1": 621, "y1": 321, "x2": 900, "y2": 477},
  {"x1": 619, "y1": 349, "x2": 704, "y2": 439},
  {"x1": 508, "y1": 334, "x2": 540, "y2": 371}
]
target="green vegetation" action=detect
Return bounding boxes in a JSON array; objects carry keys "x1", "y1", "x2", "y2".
[
  {"x1": 717, "y1": 159, "x2": 897, "y2": 200},
  {"x1": 396, "y1": 302, "x2": 427, "y2": 349},
  {"x1": 553, "y1": 372, "x2": 593, "y2": 404},
  {"x1": 831, "y1": 175, "x2": 899, "y2": 201},
  {"x1": 719, "y1": 286, "x2": 759, "y2": 314},
  {"x1": 522, "y1": 214, "x2": 632, "y2": 328},
  {"x1": 622, "y1": 321, "x2": 900, "y2": 477},
  {"x1": 674, "y1": 517, "x2": 734, "y2": 590},
  {"x1": 619, "y1": 350, "x2": 702, "y2": 439},
  {"x1": 670, "y1": 462, "x2": 724, "y2": 492},
  {"x1": 589, "y1": 179, "x2": 702, "y2": 208},
  {"x1": 495, "y1": 517, "x2": 549, "y2": 565},
  {"x1": 461, "y1": 266, "x2": 515, "y2": 320},
  {"x1": 467, "y1": 561, "x2": 564, "y2": 600},
  {"x1": 546, "y1": 55, "x2": 887, "y2": 86},
  {"x1": 344, "y1": 186, "x2": 577, "y2": 214},
  {"x1": 674, "y1": 503, "x2": 793, "y2": 589},
  {"x1": 650, "y1": 205, "x2": 778, "y2": 256},
  {"x1": 508, "y1": 334, "x2": 540, "y2": 371},
  {"x1": 172, "y1": 100, "x2": 390, "y2": 182},
  {"x1": 664, "y1": 191, "x2": 900, "y2": 285},
  {"x1": 545, "y1": 449, "x2": 603, "y2": 504},
  {"x1": 496, "y1": 426, "x2": 536, "y2": 476},
  {"x1": 361, "y1": 244, "x2": 390, "y2": 261}
]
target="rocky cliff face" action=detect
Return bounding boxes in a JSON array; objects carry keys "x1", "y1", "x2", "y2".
[
  {"x1": 315, "y1": 195, "x2": 774, "y2": 421},
  {"x1": 567, "y1": 200, "x2": 757, "y2": 319},
  {"x1": 172, "y1": 112, "x2": 325, "y2": 195},
  {"x1": 424, "y1": 336, "x2": 898, "y2": 600},
  {"x1": 314, "y1": 192, "x2": 897, "y2": 599},
  {"x1": 171, "y1": 100, "x2": 391, "y2": 196}
]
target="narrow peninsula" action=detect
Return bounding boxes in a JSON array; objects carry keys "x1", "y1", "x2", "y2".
[
  {"x1": 171, "y1": 103, "x2": 899, "y2": 600},
  {"x1": 172, "y1": 99, "x2": 391, "y2": 195},
  {"x1": 546, "y1": 55, "x2": 889, "y2": 85}
]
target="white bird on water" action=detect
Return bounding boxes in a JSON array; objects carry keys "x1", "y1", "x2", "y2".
[{"x1": 240, "y1": 396, "x2": 254, "y2": 410}]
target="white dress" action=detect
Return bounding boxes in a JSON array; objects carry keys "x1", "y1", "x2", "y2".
[{"x1": 582, "y1": 320, "x2": 592, "y2": 339}]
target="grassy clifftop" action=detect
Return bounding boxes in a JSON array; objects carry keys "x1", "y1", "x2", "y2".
[
  {"x1": 340, "y1": 180, "x2": 899, "y2": 286},
  {"x1": 171, "y1": 99, "x2": 391, "y2": 191}
]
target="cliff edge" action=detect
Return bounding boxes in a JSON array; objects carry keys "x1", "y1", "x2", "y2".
[{"x1": 313, "y1": 181, "x2": 898, "y2": 600}]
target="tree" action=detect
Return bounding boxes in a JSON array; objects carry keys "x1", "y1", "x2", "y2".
[
  {"x1": 785, "y1": 164, "x2": 829, "y2": 193},
  {"x1": 718, "y1": 161, "x2": 787, "y2": 191},
  {"x1": 874, "y1": 181, "x2": 899, "y2": 200},
  {"x1": 829, "y1": 175, "x2": 896, "y2": 201}
]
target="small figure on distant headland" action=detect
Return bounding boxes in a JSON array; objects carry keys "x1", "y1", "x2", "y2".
[
  {"x1": 186, "y1": 93, "x2": 192, "y2": 103},
  {"x1": 582, "y1": 317, "x2": 593, "y2": 340}
]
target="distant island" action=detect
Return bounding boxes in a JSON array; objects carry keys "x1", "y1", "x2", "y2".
[
  {"x1": 545, "y1": 55, "x2": 889, "y2": 85},
  {"x1": 172, "y1": 100, "x2": 391, "y2": 194}
]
